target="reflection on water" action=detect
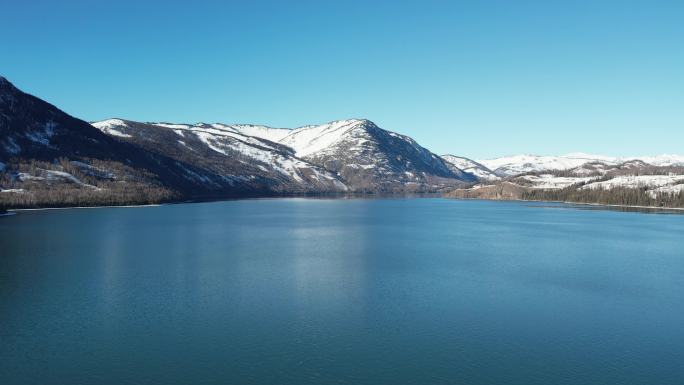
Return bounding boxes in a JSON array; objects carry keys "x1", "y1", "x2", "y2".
[{"x1": 1, "y1": 198, "x2": 684, "y2": 385}]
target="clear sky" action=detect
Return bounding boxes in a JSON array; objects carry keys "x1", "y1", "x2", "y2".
[{"x1": 2, "y1": 0, "x2": 683, "y2": 159}]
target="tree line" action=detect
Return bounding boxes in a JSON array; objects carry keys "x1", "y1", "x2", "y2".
[
  {"x1": 0, "y1": 157, "x2": 178, "y2": 209},
  {"x1": 523, "y1": 185, "x2": 684, "y2": 208}
]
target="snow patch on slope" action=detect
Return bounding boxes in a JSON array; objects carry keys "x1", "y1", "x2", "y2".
[
  {"x1": 477, "y1": 153, "x2": 684, "y2": 177},
  {"x1": 278, "y1": 119, "x2": 365, "y2": 157},
  {"x1": 25, "y1": 121, "x2": 56, "y2": 146},
  {"x1": 442, "y1": 155, "x2": 500, "y2": 181},
  {"x1": 582, "y1": 175, "x2": 684, "y2": 191},
  {"x1": 479, "y1": 154, "x2": 611, "y2": 176},
  {"x1": 18, "y1": 169, "x2": 100, "y2": 190},
  {"x1": 92, "y1": 119, "x2": 133, "y2": 138},
  {"x1": 230, "y1": 124, "x2": 292, "y2": 143},
  {"x1": 648, "y1": 184, "x2": 684, "y2": 198},
  {"x1": 519, "y1": 174, "x2": 596, "y2": 189},
  {"x1": 635, "y1": 154, "x2": 684, "y2": 167}
]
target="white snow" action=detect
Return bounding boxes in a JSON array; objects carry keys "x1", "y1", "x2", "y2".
[
  {"x1": 583, "y1": 175, "x2": 684, "y2": 190},
  {"x1": 278, "y1": 119, "x2": 365, "y2": 157},
  {"x1": 633, "y1": 154, "x2": 684, "y2": 167},
  {"x1": 17, "y1": 173, "x2": 44, "y2": 181},
  {"x1": 26, "y1": 121, "x2": 56, "y2": 145},
  {"x1": 44, "y1": 170, "x2": 100, "y2": 189},
  {"x1": 91, "y1": 119, "x2": 416, "y2": 185},
  {"x1": 188, "y1": 128, "x2": 346, "y2": 188},
  {"x1": 153, "y1": 123, "x2": 192, "y2": 130},
  {"x1": 92, "y1": 119, "x2": 126, "y2": 129},
  {"x1": 478, "y1": 154, "x2": 613, "y2": 176},
  {"x1": 18, "y1": 170, "x2": 100, "y2": 190},
  {"x1": 476, "y1": 153, "x2": 684, "y2": 177},
  {"x1": 91, "y1": 119, "x2": 132, "y2": 138},
  {"x1": 169, "y1": 119, "x2": 374, "y2": 161},
  {"x1": 519, "y1": 174, "x2": 596, "y2": 189},
  {"x1": 0, "y1": 188, "x2": 25, "y2": 193},
  {"x1": 104, "y1": 128, "x2": 131, "y2": 138},
  {"x1": 231, "y1": 124, "x2": 292, "y2": 143},
  {"x1": 463, "y1": 183, "x2": 496, "y2": 191},
  {"x1": 648, "y1": 184, "x2": 684, "y2": 198},
  {"x1": 571, "y1": 163, "x2": 609, "y2": 176},
  {"x1": 442, "y1": 155, "x2": 500, "y2": 180}
]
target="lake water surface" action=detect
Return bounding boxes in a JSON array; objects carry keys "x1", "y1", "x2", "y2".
[{"x1": 2, "y1": 198, "x2": 684, "y2": 384}]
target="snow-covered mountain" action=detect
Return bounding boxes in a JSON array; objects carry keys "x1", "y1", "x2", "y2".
[
  {"x1": 91, "y1": 118, "x2": 471, "y2": 193},
  {"x1": 92, "y1": 119, "x2": 475, "y2": 192},
  {"x1": 441, "y1": 155, "x2": 500, "y2": 181},
  {"x1": 273, "y1": 119, "x2": 474, "y2": 190},
  {"x1": 634, "y1": 154, "x2": 684, "y2": 167},
  {"x1": 449, "y1": 156, "x2": 684, "y2": 206},
  {"x1": 2, "y1": 76, "x2": 474, "y2": 208},
  {"x1": 91, "y1": 119, "x2": 348, "y2": 193},
  {"x1": 477, "y1": 154, "x2": 616, "y2": 177}
]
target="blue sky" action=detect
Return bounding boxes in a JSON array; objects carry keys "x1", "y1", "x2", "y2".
[{"x1": 3, "y1": 0, "x2": 683, "y2": 159}]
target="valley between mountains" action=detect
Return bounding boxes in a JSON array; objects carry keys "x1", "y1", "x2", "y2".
[{"x1": 1, "y1": 76, "x2": 683, "y2": 209}]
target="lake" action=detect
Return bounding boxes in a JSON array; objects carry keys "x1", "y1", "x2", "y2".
[{"x1": 1, "y1": 198, "x2": 684, "y2": 385}]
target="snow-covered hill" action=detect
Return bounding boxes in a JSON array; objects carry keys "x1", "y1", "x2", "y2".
[
  {"x1": 441, "y1": 155, "x2": 500, "y2": 181},
  {"x1": 582, "y1": 175, "x2": 684, "y2": 195},
  {"x1": 91, "y1": 118, "x2": 472, "y2": 193},
  {"x1": 92, "y1": 119, "x2": 348, "y2": 193},
  {"x1": 477, "y1": 154, "x2": 616, "y2": 177}
]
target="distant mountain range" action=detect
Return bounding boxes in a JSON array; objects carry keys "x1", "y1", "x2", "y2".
[
  {"x1": 1, "y1": 76, "x2": 683, "y2": 209},
  {"x1": 474, "y1": 153, "x2": 684, "y2": 177},
  {"x1": 447, "y1": 155, "x2": 684, "y2": 208}
]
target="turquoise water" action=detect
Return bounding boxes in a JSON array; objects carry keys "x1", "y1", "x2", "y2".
[{"x1": 1, "y1": 198, "x2": 684, "y2": 384}]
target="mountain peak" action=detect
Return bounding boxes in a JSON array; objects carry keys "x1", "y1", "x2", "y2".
[
  {"x1": 0, "y1": 76, "x2": 15, "y2": 90},
  {"x1": 328, "y1": 118, "x2": 374, "y2": 127}
]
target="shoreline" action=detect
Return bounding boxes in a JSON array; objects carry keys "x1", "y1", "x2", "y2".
[
  {"x1": 2, "y1": 195, "x2": 683, "y2": 215},
  {"x1": 450, "y1": 197, "x2": 684, "y2": 212},
  {"x1": 556, "y1": 201, "x2": 684, "y2": 212},
  {"x1": 2, "y1": 192, "x2": 445, "y2": 213},
  {"x1": 523, "y1": 198, "x2": 684, "y2": 212},
  {"x1": 8, "y1": 203, "x2": 164, "y2": 212}
]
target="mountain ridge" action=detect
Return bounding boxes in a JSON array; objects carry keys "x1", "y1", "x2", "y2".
[
  {"x1": 90, "y1": 117, "x2": 473, "y2": 193},
  {"x1": 1, "y1": 76, "x2": 471, "y2": 208},
  {"x1": 476, "y1": 153, "x2": 684, "y2": 177}
]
